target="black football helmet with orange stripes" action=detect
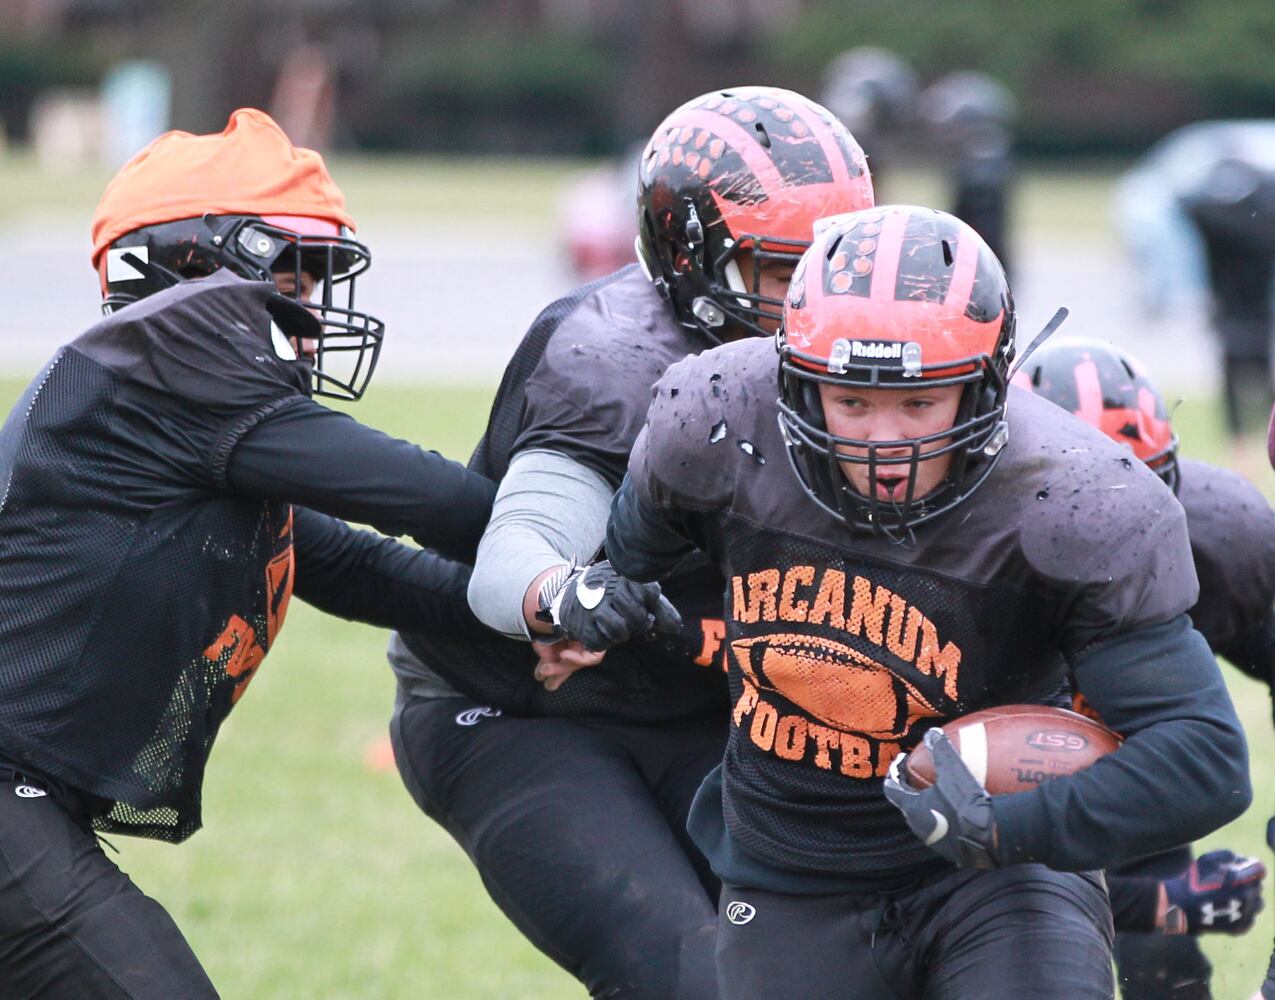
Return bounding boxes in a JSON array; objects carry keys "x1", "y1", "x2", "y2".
[
  {"x1": 1012, "y1": 338, "x2": 1180, "y2": 492},
  {"x1": 778, "y1": 205, "x2": 1016, "y2": 535},
  {"x1": 637, "y1": 87, "x2": 875, "y2": 344}
]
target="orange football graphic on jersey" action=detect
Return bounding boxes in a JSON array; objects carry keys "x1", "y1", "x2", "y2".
[{"x1": 730, "y1": 634, "x2": 942, "y2": 740}]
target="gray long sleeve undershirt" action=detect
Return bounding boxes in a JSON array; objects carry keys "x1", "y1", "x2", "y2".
[{"x1": 467, "y1": 449, "x2": 614, "y2": 640}]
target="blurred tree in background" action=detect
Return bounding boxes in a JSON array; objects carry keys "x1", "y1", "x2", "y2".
[
  {"x1": 0, "y1": 0, "x2": 1272, "y2": 156},
  {"x1": 779, "y1": 0, "x2": 1275, "y2": 153}
]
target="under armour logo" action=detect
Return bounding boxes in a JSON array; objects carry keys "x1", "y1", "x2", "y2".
[
  {"x1": 1200, "y1": 899, "x2": 1243, "y2": 926},
  {"x1": 455, "y1": 706, "x2": 502, "y2": 727},
  {"x1": 14, "y1": 785, "x2": 46, "y2": 798},
  {"x1": 725, "y1": 901, "x2": 756, "y2": 925}
]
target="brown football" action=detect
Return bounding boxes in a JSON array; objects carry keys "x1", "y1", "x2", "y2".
[{"x1": 903, "y1": 705, "x2": 1122, "y2": 795}]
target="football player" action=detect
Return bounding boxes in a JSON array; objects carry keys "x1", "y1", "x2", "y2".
[
  {"x1": 602, "y1": 206, "x2": 1251, "y2": 998},
  {"x1": 0, "y1": 109, "x2": 495, "y2": 998},
  {"x1": 1180, "y1": 155, "x2": 1275, "y2": 475},
  {"x1": 386, "y1": 87, "x2": 874, "y2": 998},
  {"x1": 1016, "y1": 337, "x2": 1272, "y2": 1000},
  {"x1": 1265, "y1": 400, "x2": 1275, "y2": 1000}
]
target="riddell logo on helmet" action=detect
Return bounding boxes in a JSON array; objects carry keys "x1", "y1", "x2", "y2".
[{"x1": 827, "y1": 339, "x2": 923, "y2": 375}]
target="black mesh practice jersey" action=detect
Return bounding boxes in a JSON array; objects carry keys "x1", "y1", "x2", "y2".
[
  {"x1": 0, "y1": 271, "x2": 494, "y2": 843},
  {"x1": 1177, "y1": 457, "x2": 1275, "y2": 677},
  {"x1": 622, "y1": 336, "x2": 1202, "y2": 883},
  {"x1": 396, "y1": 266, "x2": 730, "y2": 723}
]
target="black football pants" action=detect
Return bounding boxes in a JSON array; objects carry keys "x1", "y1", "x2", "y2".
[
  {"x1": 0, "y1": 768, "x2": 218, "y2": 999},
  {"x1": 391, "y1": 692, "x2": 725, "y2": 1000},
  {"x1": 716, "y1": 866, "x2": 1114, "y2": 1000}
]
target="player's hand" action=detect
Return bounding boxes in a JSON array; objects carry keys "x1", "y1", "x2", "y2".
[
  {"x1": 1161, "y1": 849, "x2": 1266, "y2": 935},
  {"x1": 883, "y1": 728, "x2": 1000, "y2": 870},
  {"x1": 532, "y1": 638, "x2": 605, "y2": 692},
  {"x1": 541, "y1": 560, "x2": 681, "y2": 652}
]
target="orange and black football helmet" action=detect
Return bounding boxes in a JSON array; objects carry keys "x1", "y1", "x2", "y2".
[
  {"x1": 91, "y1": 109, "x2": 383, "y2": 401},
  {"x1": 1012, "y1": 337, "x2": 1180, "y2": 492},
  {"x1": 778, "y1": 206, "x2": 1016, "y2": 534},
  {"x1": 637, "y1": 86, "x2": 874, "y2": 344}
]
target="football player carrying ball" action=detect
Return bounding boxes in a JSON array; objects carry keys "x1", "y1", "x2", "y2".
[{"x1": 602, "y1": 205, "x2": 1251, "y2": 999}]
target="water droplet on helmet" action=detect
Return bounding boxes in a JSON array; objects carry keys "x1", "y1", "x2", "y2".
[{"x1": 710, "y1": 420, "x2": 727, "y2": 444}]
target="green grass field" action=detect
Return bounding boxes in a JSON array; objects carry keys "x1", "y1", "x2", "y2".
[{"x1": 0, "y1": 373, "x2": 1270, "y2": 999}]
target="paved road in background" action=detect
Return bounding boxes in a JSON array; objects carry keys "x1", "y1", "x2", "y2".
[{"x1": 0, "y1": 212, "x2": 1217, "y2": 395}]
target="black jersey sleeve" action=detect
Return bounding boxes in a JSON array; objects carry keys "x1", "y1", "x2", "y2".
[
  {"x1": 607, "y1": 351, "x2": 740, "y2": 579},
  {"x1": 512, "y1": 297, "x2": 684, "y2": 487},
  {"x1": 77, "y1": 271, "x2": 314, "y2": 410},
  {"x1": 293, "y1": 507, "x2": 484, "y2": 636},
  {"x1": 1217, "y1": 609, "x2": 1275, "y2": 692},
  {"x1": 992, "y1": 615, "x2": 1251, "y2": 872},
  {"x1": 225, "y1": 400, "x2": 496, "y2": 563},
  {"x1": 1021, "y1": 462, "x2": 1199, "y2": 655}
]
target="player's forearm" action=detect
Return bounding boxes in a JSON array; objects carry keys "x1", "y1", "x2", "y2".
[
  {"x1": 605, "y1": 474, "x2": 696, "y2": 582},
  {"x1": 293, "y1": 507, "x2": 486, "y2": 636},
  {"x1": 994, "y1": 616, "x2": 1251, "y2": 871},
  {"x1": 225, "y1": 397, "x2": 497, "y2": 563},
  {"x1": 467, "y1": 449, "x2": 612, "y2": 640}
]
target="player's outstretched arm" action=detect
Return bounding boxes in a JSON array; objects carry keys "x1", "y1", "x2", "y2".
[
  {"x1": 225, "y1": 399, "x2": 497, "y2": 564},
  {"x1": 466, "y1": 448, "x2": 616, "y2": 642},
  {"x1": 292, "y1": 506, "x2": 488, "y2": 638},
  {"x1": 993, "y1": 615, "x2": 1251, "y2": 872}
]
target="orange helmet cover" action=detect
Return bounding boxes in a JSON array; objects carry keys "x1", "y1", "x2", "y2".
[{"x1": 90, "y1": 108, "x2": 355, "y2": 272}]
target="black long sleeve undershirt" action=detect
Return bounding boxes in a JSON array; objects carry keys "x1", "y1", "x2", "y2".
[
  {"x1": 292, "y1": 506, "x2": 486, "y2": 638},
  {"x1": 995, "y1": 615, "x2": 1251, "y2": 872},
  {"x1": 226, "y1": 398, "x2": 496, "y2": 564},
  {"x1": 606, "y1": 473, "x2": 697, "y2": 581}
]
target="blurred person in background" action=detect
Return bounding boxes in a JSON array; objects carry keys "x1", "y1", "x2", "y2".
[
  {"x1": 1176, "y1": 129, "x2": 1275, "y2": 475},
  {"x1": 1015, "y1": 337, "x2": 1273, "y2": 1000},
  {"x1": 386, "y1": 87, "x2": 874, "y2": 999},
  {"x1": 919, "y1": 71, "x2": 1016, "y2": 278},
  {"x1": 558, "y1": 142, "x2": 644, "y2": 282},
  {"x1": 0, "y1": 109, "x2": 497, "y2": 998},
  {"x1": 819, "y1": 46, "x2": 917, "y2": 191}
]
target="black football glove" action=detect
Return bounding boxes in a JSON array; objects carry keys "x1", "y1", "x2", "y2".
[
  {"x1": 1162, "y1": 849, "x2": 1266, "y2": 935},
  {"x1": 883, "y1": 728, "x2": 1000, "y2": 870},
  {"x1": 538, "y1": 560, "x2": 682, "y2": 652}
]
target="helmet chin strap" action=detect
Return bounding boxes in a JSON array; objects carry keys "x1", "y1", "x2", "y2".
[{"x1": 120, "y1": 251, "x2": 183, "y2": 289}]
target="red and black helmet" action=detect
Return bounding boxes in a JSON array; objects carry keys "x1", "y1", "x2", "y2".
[
  {"x1": 778, "y1": 205, "x2": 1015, "y2": 535},
  {"x1": 1011, "y1": 337, "x2": 1180, "y2": 492},
  {"x1": 637, "y1": 86, "x2": 874, "y2": 344}
]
